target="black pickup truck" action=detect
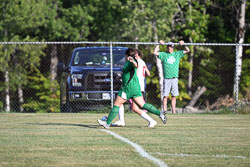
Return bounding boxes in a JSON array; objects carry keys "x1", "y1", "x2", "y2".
[{"x1": 57, "y1": 47, "x2": 127, "y2": 112}]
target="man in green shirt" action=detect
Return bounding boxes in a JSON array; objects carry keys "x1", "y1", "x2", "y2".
[{"x1": 154, "y1": 40, "x2": 190, "y2": 114}]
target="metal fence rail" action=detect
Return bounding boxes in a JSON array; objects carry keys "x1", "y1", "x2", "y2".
[
  {"x1": 2, "y1": 41, "x2": 250, "y2": 46},
  {"x1": 0, "y1": 41, "x2": 249, "y2": 113}
]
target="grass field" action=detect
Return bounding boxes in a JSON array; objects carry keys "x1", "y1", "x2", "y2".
[{"x1": 0, "y1": 113, "x2": 250, "y2": 167}]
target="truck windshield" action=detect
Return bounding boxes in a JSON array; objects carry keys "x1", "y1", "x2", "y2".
[{"x1": 72, "y1": 49, "x2": 126, "y2": 66}]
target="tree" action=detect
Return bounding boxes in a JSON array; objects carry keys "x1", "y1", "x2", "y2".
[
  {"x1": 42, "y1": 1, "x2": 92, "y2": 90},
  {"x1": 80, "y1": 0, "x2": 123, "y2": 41},
  {"x1": 0, "y1": 0, "x2": 47, "y2": 112},
  {"x1": 23, "y1": 67, "x2": 60, "y2": 113},
  {"x1": 117, "y1": 0, "x2": 180, "y2": 108},
  {"x1": 233, "y1": 0, "x2": 246, "y2": 103},
  {"x1": 205, "y1": 0, "x2": 249, "y2": 105}
]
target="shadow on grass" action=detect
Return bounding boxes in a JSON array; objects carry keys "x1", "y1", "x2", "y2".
[
  {"x1": 26, "y1": 122, "x2": 99, "y2": 129},
  {"x1": 26, "y1": 122, "x2": 147, "y2": 129}
]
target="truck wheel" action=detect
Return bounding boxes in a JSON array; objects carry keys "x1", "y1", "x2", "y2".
[
  {"x1": 60, "y1": 103, "x2": 68, "y2": 113},
  {"x1": 60, "y1": 101, "x2": 74, "y2": 113},
  {"x1": 60, "y1": 88, "x2": 74, "y2": 113}
]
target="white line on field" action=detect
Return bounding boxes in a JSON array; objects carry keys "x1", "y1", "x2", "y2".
[
  {"x1": 100, "y1": 129, "x2": 168, "y2": 167},
  {"x1": 152, "y1": 152, "x2": 247, "y2": 159}
]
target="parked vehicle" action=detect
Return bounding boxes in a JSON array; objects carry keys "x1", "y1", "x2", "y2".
[{"x1": 57, "y1": 47, "x2": 127, "y2": 112}]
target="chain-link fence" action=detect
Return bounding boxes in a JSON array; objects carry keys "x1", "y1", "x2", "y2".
[{"x1": 0, "y1": 42, "x2": 249, "y2": 113}]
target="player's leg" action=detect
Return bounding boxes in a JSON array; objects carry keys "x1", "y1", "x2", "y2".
[
  {"x1": 131, "y1": 100, "x2": 157, "y2": 128},
  {"x1": 163, "y1": 79, "x2": 171, "y2": 112},
  {"x1": 127, "y1": 99, "x2": 133, "y2": 111},
  {"x1": 107, "y1": 96, "x2": 127, "y2": 124},
  {"x1": 119, "y1": 104, "x2": 125, "y2": 122},
  {"x1": 141, "y1": 91, "x2": 147, "y2": 112},
  {"x1": 133, "y1": 96, "x2": 158, "y2": 115},
  {"x1": 133, "y1": 96, "x2": 167, "y2": 124},
  {"x1": 171, "y1": 96, "x2": 176, "y2": 114},
  {"x1": 171, "y1": 78, "x2": 179, "y2": 114},
  {"x1": 97, "y1": 96, "x2": 126, "y2": 128},
  {"x1": 163, "y1": 96, "x2": 168, "y2": 111},
  {"x1": 112, "y1": 104, "x2": 125, "y2": 126}
]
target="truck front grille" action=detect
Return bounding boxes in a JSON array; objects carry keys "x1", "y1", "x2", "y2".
[{"x1": 85, "y1": 72, "x2": 122, "y2": 91}]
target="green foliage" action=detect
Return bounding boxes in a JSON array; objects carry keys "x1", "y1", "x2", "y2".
[
  {"x1": 23, "y1": 68, "x2": 60, "y2": 113},
  {"x1": 0, "y1": 44, "x2": 14, "y2": 71},
  {"x1": 178, "y1": 0, "x2": 209, "y2": 42},
  {"x1": 0, "y1": 101, "x2": 3, "y2": 112},
  {"x1": 240, "y1": 49, "x2": 250, "y2": 97},
  {"x1": 204, "y1": 103, "x2": 250, "y2": 115},
  {"x1": 86, "y1": 0, "x2": 124, "y2": 41},
  {"x1": 0, "y1": 0, "x2": 50, "y2": 40},
  {"x1": 204, "y1": 108, "x2": 235, "y2": 114},
  {"x1": 206, "y1": 0, "x2": 249, "y2": 43},
  {"x1": 0, "y1": 36, "x2": 46, "y2": 92},
  {"x1": 38, "y1": 1, "x2": 92, "y2": 41},
  {"x1": 61, "y1": 5, "x2": 92, "y2": 40},
  {"x1": 237, "y1": 103, "x2": 250, "y2": 114},
  {"x1": 120, "y1": 0, "x2": 176, "y2": 42},
  {"x1": 0, "y1": 0, "x2": 47, "y2": 101}
]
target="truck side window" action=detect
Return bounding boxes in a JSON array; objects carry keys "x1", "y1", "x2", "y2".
[{"x1": 74, "y1": 52, "x2": 79, "y2": 65}]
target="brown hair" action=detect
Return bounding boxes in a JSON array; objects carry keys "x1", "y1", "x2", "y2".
[
  {"x1": 125, "y1": 48, "x2": 137, "y2": 58},
  {"x1": 136, "y1": 49, "x2": 143, "y2": 58}
]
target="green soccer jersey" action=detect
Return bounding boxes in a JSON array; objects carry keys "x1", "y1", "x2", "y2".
[
  {"x1": 121, "y1": 60, "x2": 136, "y2": 86},
  {"x1": 119, "y1": 60, "x2": 142, "y2": 99},
  {"x1": 159, "y1": 51, "x2": 184, "y2": 79}
]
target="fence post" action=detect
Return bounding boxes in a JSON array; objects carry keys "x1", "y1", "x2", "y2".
[{"x1": 110, "y1": 42, "x2": 114, "y2": 108}]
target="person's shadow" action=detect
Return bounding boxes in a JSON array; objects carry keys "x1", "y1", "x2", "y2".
[
  {"x1": 26, "y1": 122, "x2": 99, "y2": 129},
  {"x1": 26, "y1": 122, "x2": 146, "y2": 129}
]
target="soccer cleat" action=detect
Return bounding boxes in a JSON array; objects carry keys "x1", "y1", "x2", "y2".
[
  {"x1": 148, "y1": 120, "x2": 157, "y2": 128},
  {"x1": 159, "y1": 110, "x2": 167, "y2": 124},
  {"x1": 97, "y1": 119, "x2": 110, "y2": 129},
  {"x1": 111, "y1": 120, "x2": 126, "y2": 127}
]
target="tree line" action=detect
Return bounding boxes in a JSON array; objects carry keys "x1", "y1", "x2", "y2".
[{"x1": 0, "y1": 0, "x2": 249, "y2": 112}]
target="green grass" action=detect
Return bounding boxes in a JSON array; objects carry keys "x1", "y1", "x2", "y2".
[{"x1": 0, "y1": 113, "x2": 250, "y2": 167}]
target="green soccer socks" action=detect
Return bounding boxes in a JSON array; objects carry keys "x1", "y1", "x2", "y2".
[
  {"x1": 106, "y1": 105, "x2": 119, "y2": 124},
  {"x1": 142, "y1": 103, "x2": 161, "y2": 116}
]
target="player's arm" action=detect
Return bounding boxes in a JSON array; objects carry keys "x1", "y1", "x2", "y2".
[
  {"x1": 128, "y1": 56, "x2": 138, "y2": 68},
  {"x1": 145, "y1": 65, "x2": 150, "y2": 77},
  {"x1": 179, "y1": 40, "x2": 190, "y2": 54},
  {"x1": 153, "y1": 40, "x2": 165, "y2": 56}
]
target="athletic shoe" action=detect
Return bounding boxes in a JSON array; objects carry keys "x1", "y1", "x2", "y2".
[
  {"x1": 159, "y1": 110, "x2": 167, "y2": 124},
  {"x1": 97, "y1": 119, "x2": 110, "y2": 129},
  {"x1": 111, "y1": 120, "x2": 126, "y2": 127},
  {"x1": 148, "y1": 120, "x2": 157, "y2": 128}
]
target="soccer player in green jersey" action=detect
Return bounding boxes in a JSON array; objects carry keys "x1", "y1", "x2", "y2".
[
  {"x1": 154, "y1": 40, "x2": 190, "y2": 114},
  {"x1": 97, "y1": 48, "x2": 167, "y2": 129},
  {"x1": 112, "y1": 49, "x2": 157, "y2": 128}
]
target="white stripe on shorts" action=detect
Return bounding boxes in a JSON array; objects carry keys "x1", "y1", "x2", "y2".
[{"x1": 121, "y1": 91, "x2": 127, "y2": 99}]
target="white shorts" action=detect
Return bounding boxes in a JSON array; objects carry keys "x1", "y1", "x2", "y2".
[{"x1": 163, "y1": 78, "x2": 179, "y2": 97}]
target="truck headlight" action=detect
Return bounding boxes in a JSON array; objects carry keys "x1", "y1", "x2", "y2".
[{"x1": 71, "y1": 74, "x2": 83, "y2": 86}]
